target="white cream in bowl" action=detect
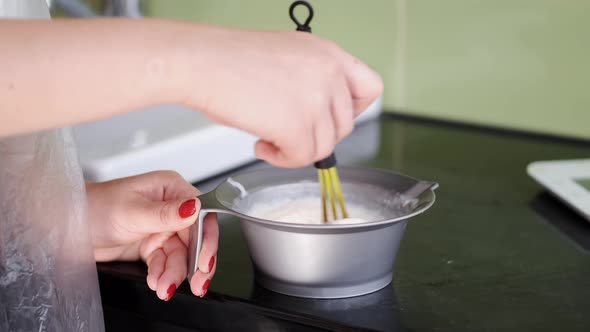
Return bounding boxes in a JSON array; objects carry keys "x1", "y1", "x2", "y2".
[{"x1": 245, "y1": 196, "x2": 385, "y2": 225}]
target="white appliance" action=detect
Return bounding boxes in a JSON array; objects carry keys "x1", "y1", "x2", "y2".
[
  {"x1": 527, "y1": 158, "x2": 590, "y2": 223},
  {"x1": 74, "y1": 97, "x2": 383, "y2": 183}
]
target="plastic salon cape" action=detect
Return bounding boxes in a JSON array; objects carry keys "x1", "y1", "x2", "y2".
[{"x1": 0, "y1": 1, "x2": 105, "y2": 331}]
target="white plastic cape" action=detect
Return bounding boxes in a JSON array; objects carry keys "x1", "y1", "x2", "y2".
[{"x1": 0, "y1": 1, "x2": 105, "y2": 331}]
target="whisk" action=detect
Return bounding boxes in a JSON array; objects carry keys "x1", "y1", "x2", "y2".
[
  {"x1": 289, "y1": 0, "x2": 349, "y2": 222},
  {"x1": 315, "y1": 153, "x2": 348, "y2": 222}
]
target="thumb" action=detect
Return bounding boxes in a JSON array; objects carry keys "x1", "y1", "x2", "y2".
[{"x1": 131, "y1": 197, "x2": 201, "y2": 234}]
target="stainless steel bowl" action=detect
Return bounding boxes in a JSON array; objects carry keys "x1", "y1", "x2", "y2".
[{"x1": 187, "y1": 166, "x2": 438, "y2": 299}]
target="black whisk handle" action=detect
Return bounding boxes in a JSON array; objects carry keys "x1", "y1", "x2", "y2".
[
  {"x1": 289, "y1": 0, "x2": 314, "y2": 33},
  {"x1": 314, "y1": 153, "x2": 337, "y2": 169}
]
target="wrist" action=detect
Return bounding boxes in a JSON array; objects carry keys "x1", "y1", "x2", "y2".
[
  {"x1": 169, "y1": 22, "x2": 234, "y2": 113},
  {"x1": 136, "y1": 18, "x2": 202, "y2": 106}
]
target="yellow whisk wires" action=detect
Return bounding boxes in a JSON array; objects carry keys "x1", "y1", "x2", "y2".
[{"x1": 315, "y1": 154, "x2": 348, "y2": 222}]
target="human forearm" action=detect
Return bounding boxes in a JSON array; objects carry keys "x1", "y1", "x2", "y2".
[
  {"x1": 0, "y1": 16, "x2": 383, "y2": 168},
  {"x1": 0, "y1": 18, "x2": 204, "y2": 137}
]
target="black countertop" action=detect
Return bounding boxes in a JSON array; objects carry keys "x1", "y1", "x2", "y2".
[{"x1": 97, "y1": 114, "x2": 590, "y2": 331}]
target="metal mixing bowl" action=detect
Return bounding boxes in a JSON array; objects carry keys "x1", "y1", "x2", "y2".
[{"x1": 187, "y1": 166, "x2": 438, "y2": 299}]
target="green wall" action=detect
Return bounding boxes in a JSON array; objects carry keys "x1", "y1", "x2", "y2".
[
  {"x1": 93, "y1": 1, "x2": 590, "y2": 139},
  {"x1": 401, "y1": 1, "x2": 589, "y2": 139}
]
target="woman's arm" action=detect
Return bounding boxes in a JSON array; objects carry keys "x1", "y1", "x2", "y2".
[
  {"x1": 0, "y1": 18, "x2": 201, "y2": 137},
  {"x1": 0, "y1": 18, "x2": 382, "y2": 167}
]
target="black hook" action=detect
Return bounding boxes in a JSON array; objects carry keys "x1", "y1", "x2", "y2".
[{"x1": 289, "y1": 0, "x2": 314, "y2": 33}]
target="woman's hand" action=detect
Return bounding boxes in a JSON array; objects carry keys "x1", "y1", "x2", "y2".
[
  {"x1": 1, "y1": 19, "x2": 382, "y2": 168},
  {"x1": 86, "y1": 170, "x2": 218, "y2": 301},
  {"x1": 180, "y1": 26, "x2": 384, "y2": 168}
]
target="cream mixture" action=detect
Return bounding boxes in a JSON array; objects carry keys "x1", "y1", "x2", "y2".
[{"x1": 245, "y1": 196, "x2": 385, "y2": 225}]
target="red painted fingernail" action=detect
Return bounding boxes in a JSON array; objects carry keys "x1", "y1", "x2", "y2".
[
  {"x1": 201, "y1": 279, "x2": 211, "y2": 297},
  {"x1": 165, "y1": 284, "x2": 176, "y2": 301},
  {"x1": 178, "y1": 199, "x2": 196, "y2": 218},
  {"x1": 208, "y1": 255, "x2": 215, "y2": 273}
]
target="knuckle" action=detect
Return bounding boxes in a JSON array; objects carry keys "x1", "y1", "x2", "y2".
[
  {"x1": 149, "y1": 169, "x2": 182, "y2": 182},
  {"x1": 317, "y1": 59, "x2": 341, "y2": 82},
  {"x1": 323, "y1": 39, "x2": 342, "y2": 53},
  {"x1": 303, "y1": 89, "x2": 326, "y2": 110},
  {"x1": 314, "y1": 36, "x2": 341, "y2": 56},
  {"x1": 324, "y1": 53, "x2": 343, "y2": 73},
  {"x1": 158, "y1": 201, "x2": 173, "y2": 226},
  {"x1": 162, "y1": 170, "x2": 182, "y2": 180}
]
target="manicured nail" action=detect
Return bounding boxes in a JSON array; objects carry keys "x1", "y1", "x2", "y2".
[
  {"x1": 201, "y1": 279, "x2": 211, "y2": 297},
  {"x1": 165, "y1": 283, "x2": 177, "y2": 301},
  {"x1": 208, "y1": 255, "x2": 215, "y2": 273},
  {"x1": 178, "y1": 199, "x2": 196, "y2": 218}
]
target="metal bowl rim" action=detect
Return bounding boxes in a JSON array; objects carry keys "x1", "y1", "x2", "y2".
[{"x1": 213, "y1": 165, "x2": 437, "y2": 230}]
